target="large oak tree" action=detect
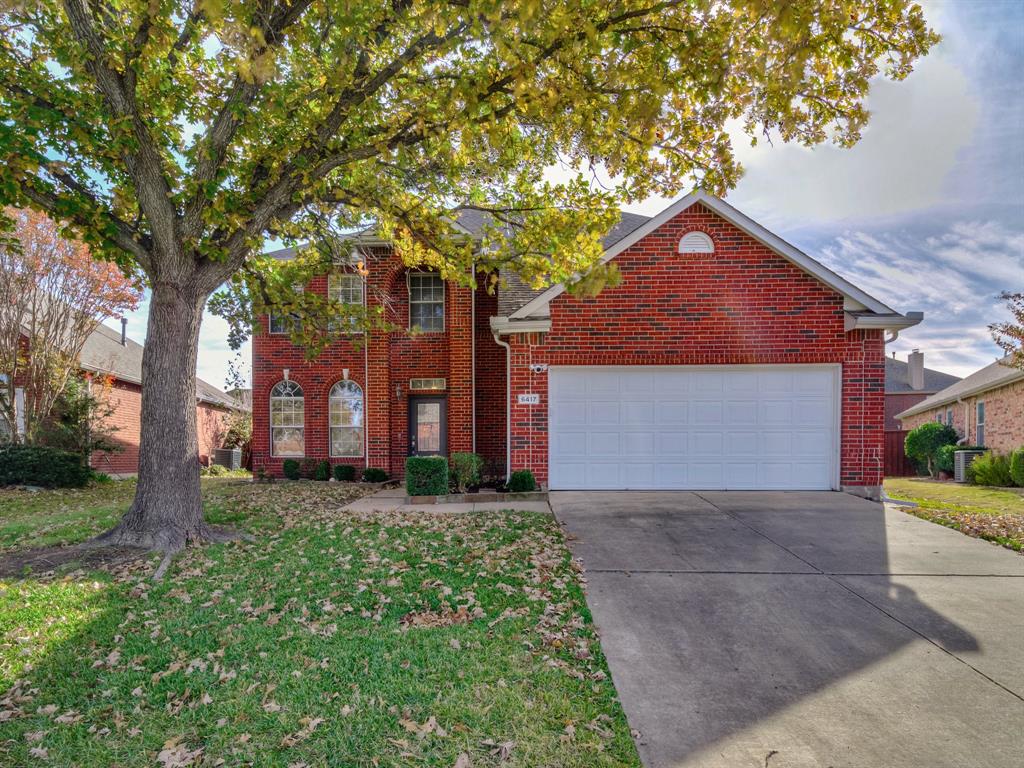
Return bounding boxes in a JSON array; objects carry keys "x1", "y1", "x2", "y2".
[{"x1": 0, "y1": 0, "x2": 937, "y2": 552}]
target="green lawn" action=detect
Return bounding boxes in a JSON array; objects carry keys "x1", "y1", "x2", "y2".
[
  {"x1": 884, "y1": 477, "x2": 1024, "y2": 552},
  {"x1": 0, "y1": 480, "x2": 640, "y2": 767}
]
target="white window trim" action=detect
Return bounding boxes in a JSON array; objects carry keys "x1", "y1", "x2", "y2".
[
  {"x1": 407, "y1": 272, "x2": 445, "y2": 333},
  {"x1": 328, "y1": 273, "x2": 365, "y2": 333},
  {"x1": 270, "y1": 380, "x2": 304, "y2": 457},
  {"x1": 329, "y1": 380, "x2": 364, "y2": 458}
]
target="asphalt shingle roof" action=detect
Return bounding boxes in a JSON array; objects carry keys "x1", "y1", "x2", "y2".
[
  {"x1": 884, "y1": 356, "x2": 961, "y2": 394},
  {"x1": 896, "y1": 355, "x2": 1023, "y2": 418},
  {"x1": 80, "y1": 322, "x2": 245, "y2": 411}
]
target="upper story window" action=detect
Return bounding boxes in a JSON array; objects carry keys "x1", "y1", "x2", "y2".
[
  {"x1": 328, "y1": 273, "x2": 365, "y2": 332},
  {"x1": 976, "y1": 401, "x2": 985, "y2": 446},
  {"x1": 329, "y1": 380, "x2": 364, "y2": 457},
  {"x1": 408, "y1": 272, "x2": 445, "y2": 332},
  {"x1": 269, "y1": 313, "x2": 301, "y2": 334},
  {"x1": 270, "y1": 380, "x2": 304, "y2": 457}
]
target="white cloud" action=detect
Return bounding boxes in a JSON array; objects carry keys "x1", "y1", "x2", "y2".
[{"x1": 726, "y1": 51, "x2": 979, "y2": 225}]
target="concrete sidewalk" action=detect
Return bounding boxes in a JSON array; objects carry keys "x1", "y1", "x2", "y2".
[
  {"x1": 553, "y1": 491, "x2": 1024, "y2": 768},
  {"x1": 344, "y1": 487, "x2": 551, "y2": 514}
]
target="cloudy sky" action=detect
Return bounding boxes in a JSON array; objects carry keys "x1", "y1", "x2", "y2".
[{"x1": 112, "y1": 0, "x2": 1023, "y2": 389}]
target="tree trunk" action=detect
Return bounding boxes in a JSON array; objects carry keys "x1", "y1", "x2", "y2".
[{"x1": 93, "y1": 281, "x2": 230, "y2": 552}]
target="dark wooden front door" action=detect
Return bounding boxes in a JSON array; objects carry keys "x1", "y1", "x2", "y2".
[{"x1": 408, "y1": 396, "x2": 447, "y2": 456}]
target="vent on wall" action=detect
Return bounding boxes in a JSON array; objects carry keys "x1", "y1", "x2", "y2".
[{"x1": 678, "y1": 231, "x2": 715, "y2": 254}]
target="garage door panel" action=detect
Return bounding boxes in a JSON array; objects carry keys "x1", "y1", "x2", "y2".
[
  {"x1": 589, "y1": 432, "x2": 622, "y2": 455},
  {"x1": 657, "y1": 401, "x2": 689, "y2": 424},
  {"x1": 549, "y1": 366, "x2": 837, "y2": 491},
  {"x1": 693, "y1": 402, "x2": 724, "y2": 425},
  {"x1": 623, "y1": 401, "x2": 654, "y2": 424}
]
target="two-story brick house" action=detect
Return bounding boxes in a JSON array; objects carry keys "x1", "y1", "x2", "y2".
[{"x1": 251, "y1": 191, "x2": 922, "y2": 499}]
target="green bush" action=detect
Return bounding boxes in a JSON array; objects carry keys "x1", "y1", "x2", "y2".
[
  {"x1": 969, "y1": 452, "x2": 1014, "y2": 487},
  {"x1": 282, "y1": 459, "x2": 301, "y2": 480},
  {"x1": 362, "y1": 467, "x2": 388, "y2": 482},
  {"x1": 333, "y1": 464, "x2": 356, "y2": 482},
  {"x1": 300, "y1": 457, "x2": 318, "y2": 479},
  {"x1": 450, "y1": 452, "x2": 484, "y2": 493},
  {"x1": 0, "y1": 443, "x2": 91, "y2": 488},
  {"x1": 201, "y1": 463, "x2": 229, "y2": 476},
  {"x1": 904, "y1": 422, "x2": 959, "y2": 477},
  {"x1": 508, "y1": 469, "x2": 536, "y2": 493},
  {"x1": 314, "y1": 459, "x2": 331, "y2": 481},
  {"x1": 1011, "y1": 448, "x2": 1024, "y2": 487},
  {"x1": 406, "y1": 456, "x2": 449, "y2": 496},
  {"x1": 937, "y1": 445, "x2": 987, "y2": 475}
]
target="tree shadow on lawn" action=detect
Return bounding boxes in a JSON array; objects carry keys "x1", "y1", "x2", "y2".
[{"x1": 0, "y1": 508, "x2": 642, "y2": 767}]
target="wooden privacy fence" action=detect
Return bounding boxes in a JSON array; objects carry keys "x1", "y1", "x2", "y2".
[{"x1": 884, "y1": 430, "x2": 917, "y2": 477}]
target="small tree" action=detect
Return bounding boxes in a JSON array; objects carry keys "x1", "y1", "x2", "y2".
[
  {"x1": 0, "y1": 209, "x2": 141, "y2": 441},
  {"x1": 990, "y1": 291, "x2": 1023, "y2": 371},
  {"x1": 904, "y1": 422, "x2": 958, "y2": 477},
  {"x1": 39, "y1": 374, "x2": 122, "y2": 467}
]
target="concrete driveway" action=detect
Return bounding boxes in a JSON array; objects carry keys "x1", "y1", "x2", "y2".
[{"x1": 552, "y1": 491, "x2": 1024, "y2": 768}]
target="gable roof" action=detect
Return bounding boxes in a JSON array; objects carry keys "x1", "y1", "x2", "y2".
[
  {"x1": 80, "y1": 322, "x2": 245, "y2": 411},
  {"x1": 885, "y1": 356, "x2": 962, "y2": 394},
  {"x1": 896, "y1": 356, "x2": 1024, "y2": 419},
  {"x1": 507, "y1": 190, "x2": 905, "y2": 321},
  {"x1": 495, "y1": 212, "x2": 650, "y2": 316}
]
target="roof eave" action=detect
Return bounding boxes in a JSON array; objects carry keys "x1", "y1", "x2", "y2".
[
  {"x1": 490, "y1": 316, "x2": 552, "y2": 335},
  {"x1": 896, "y1": 368, "x2": 1024, "y2": 420}
]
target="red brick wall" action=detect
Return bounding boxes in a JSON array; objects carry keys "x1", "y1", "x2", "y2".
[
  {"x1": 505, "y1": 202, "x2": 886, "y2": 489},
  {"x1": 89, "y1": 377, "x2": 230, "y2": 474},
  {"x1": 474, "y1": 286, "x2": 507, "y2": 476},
  {"x1": 901, "y1": 379, "x2": 1024, "y2": 454},
  {"x1": 90, "y1": 378, "x2": 142, "y2": 475},
  {"x1": 250, "y1": 248, "x2": 505, "y2": 478}
]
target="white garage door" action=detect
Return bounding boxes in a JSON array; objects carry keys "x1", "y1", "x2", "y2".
[{"x1": 548, "y1": 366, "x2": 839, "y2": 491}]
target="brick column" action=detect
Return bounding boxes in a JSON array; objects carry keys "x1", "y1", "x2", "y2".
[
  {"x1": 366, "y1": 330, "x2": 391, "y2": 473},
  {"x1": 447, "y1": 282, "x2": 474, "y2": 454}
]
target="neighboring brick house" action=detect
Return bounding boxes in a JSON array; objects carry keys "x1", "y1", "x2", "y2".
[
  {"x1": 7, "y1": 320, "x2": 244, "y2": 475},
  {"x1": 883, "y1": 350, "x2": 961, "y2": 476},
  {"x1": 897, "y1": 355, "x2": 1024, "y2": 454},
  {"x1": 251, "y1": 191, "x2": 922, "y2": 499}
]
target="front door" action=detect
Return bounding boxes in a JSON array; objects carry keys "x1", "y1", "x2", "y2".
[{"x1": 409, "y1": 396, "x2": 447, "y2": 456}]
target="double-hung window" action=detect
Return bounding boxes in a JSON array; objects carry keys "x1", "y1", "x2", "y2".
[
  {"x1": 329, "y1": 380, "x2": 364, "y2": 457},
  {"x1": 328, "y1": 273, "x2": 364, "y2": 332},
  {"x1": 408, "y1": 273, "x2": 445, "y2": 332},
  {"x1": 270, "y1": 380, "x2": 304, "y2": 456},
  {"x1": 976, "y1": 401, "x2": 985, "y2": 446}
]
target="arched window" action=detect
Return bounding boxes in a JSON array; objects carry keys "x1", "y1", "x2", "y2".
[
  {"x1": 329, "y1": 380, "x2": 364, "y2": 457},
  {"x1": 270, "y1": 380, "x2": 304, "y2": 457},
  {"x1": 678, "y1": 231, "x2": 715, "y2": 254}
]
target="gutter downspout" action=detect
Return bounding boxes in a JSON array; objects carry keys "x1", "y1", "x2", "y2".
[
  {"x1": 364, "y1": 341, "x2": 370, "y2": 469},
  {"x1": 492, "y1": 331, "x2": 511, "y2": 483},
  {"x1": 471, "y1": 267, "x2": 476, "y2": 454}
]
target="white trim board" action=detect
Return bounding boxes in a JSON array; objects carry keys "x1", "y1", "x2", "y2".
[{"x1": 510, "y1": 190, "x2": 900, "y2": 320}]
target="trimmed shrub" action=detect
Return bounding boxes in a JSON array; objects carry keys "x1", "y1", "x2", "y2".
[
  {"x1": 0, "y1": 443, "x2": 91, "y2": 488},
  {"x1": 282, "y1": 459, "x2": 301, "y2": 480},
  {"x1": 904, "y1": 423, "x2": 959, "y2": 477},
  {"x1": 508, "y1": 469, "x2": 536, "y2": 493},
  {"x1": 314, "y1": 460, "x2": 331, "y2": 481},
  {"x1": 333, "y1": 464, "x2": 356, "y2": 482},
  {"x1": 406, "y1": 456, "x2": 449, "y2": 496},
  {"x1": 300, "y1": 457, "x2": 318, "y2": 479},
  {"x1": 362, "y1": 467, "x2": 389, "y2": 482},
  {"x1": 969, "y1": 452, "x2": 1014, "y2": 487},
  {"x1": 936, "y1": 444, "x2": 957, "y2": 475},
  {"x1": 1011, "y1": 448, "x2": 1024, "y2": 487},
  {"x1": 201, "y1": 463, "x2": 229, "y2": 476},
  {"x1": 450, "y1": 452, "x2": 484, "y2": 493}
]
